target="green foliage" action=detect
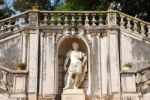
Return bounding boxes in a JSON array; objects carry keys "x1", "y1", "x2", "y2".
[
  {"x1": 55, "y1": 3, "x2": 71, "y2": 11},
  {"x1": 0, "y1": 0, "x2": 4, "y2": 4},
  {"x1": 16, "y1": 63, "x2": 26, "y2": 68},
  {"x1": 55, "y1": 0, "x2": 108, "y2": 11},
  {"x1": 0, "y1": 0, "x2": 150, "y2": 22},
  {"x1": 123, "y1": 63, "x2": 132, "y2": 68},
  {"x1": 55, "y1": 0, "x2": 150, "y2": 21},
  {"x1": 55, "y1": 3, "x2": 86, "y2": 11},
  {"x1": 13, "y1": 0, "x2": 52, "y2": 12},
  {"x1": 0, "y1": 0, "x2": 15, "y2": 20}
]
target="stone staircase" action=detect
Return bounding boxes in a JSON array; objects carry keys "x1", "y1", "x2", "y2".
[{"x1": 0, "y1": 9, "x2": 150, "y2": 100}]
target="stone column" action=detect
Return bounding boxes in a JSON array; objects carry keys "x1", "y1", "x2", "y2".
[
  {"x1": 21, "y1": 32, "x2": 27, "y2": 63},
  {"x1": 107, "y1": 10, "x2": 121, "y2": 99},
  {"x1": 10, "y1": 71, "x2": 28, "y2": 100},
  {"x1": 39, "y1": 34, "x2": 55, "y2": 99},
  {"x1": 108, "y1": 30, "x2": 120, "y2": 93},
  {"x1": 27, "y1": 10, "x2": 39, "y2": 100},
  {"x1": 101, "y1": 35, "x2": 109, "y2": 95},
  {"x1": 121, "y1": 72, "x2": 139, "y2": 100},
  {"x1": 91, "y1": 35, "x2": 101, "y2": 95}
]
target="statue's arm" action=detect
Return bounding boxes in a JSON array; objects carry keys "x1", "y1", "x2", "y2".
[
  {"x1": 64, "y1": 56, "x2": 69, "y2": 71},
  {"x1": 82, "y1": 54, "x2": 87, "y2": 66}
]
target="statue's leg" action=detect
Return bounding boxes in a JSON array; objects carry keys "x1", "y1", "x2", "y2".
[
  {"x1": 63, "y1": 72, "x2": 73, "y2": 89},
  {"x1": 74, "y1": 74, "x2": 80, "y2": 89}
]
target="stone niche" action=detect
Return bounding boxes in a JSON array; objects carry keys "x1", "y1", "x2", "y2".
[{"x1": 57, "y1": 36, "x2": 89, "y2": 100}]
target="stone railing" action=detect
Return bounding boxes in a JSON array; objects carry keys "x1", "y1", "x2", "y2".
[
  {"x1": 135, "y1": 66, "x2": 150, "y2": 94},
  {"x1": 0, "y1": 65, "x2": 28, "y2": 99},
  {"x1": 120, "y1": 65, "x2": 150, "y2": 99},
  {"x1": 0, "y1": 10, "x2": 30, "y2": 39},
  {"x1": 0, "y1": 10, "x2": 150, "y2": 39},
  {"x1": 117, "y1": 11, "x2": 150, "y2": 38},
  {"x1": 39, "y1": 11, "x2": 108, "y2": 27}
]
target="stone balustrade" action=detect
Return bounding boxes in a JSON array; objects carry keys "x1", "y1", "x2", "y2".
[
  {"x1": 0, "y1": 10, "x2": 150, "y2": 39},
  {"x1": 120, "y1": 66, "x2": 150, "y2": 95},
  {"x1": 39, "y1": 11, "x2": 107, "y2": 27},
  {"x1": 0, "y1": 69, "x2": 8, "y2": 91},
  {"x1": 118, "y1": 12, "x2": 150, "y2": 37},
  {"x1": 0, "y1": 11, "x2": 30, "y2": 39},
  {"x1": 0, "y1": 65, "x2": 28, "y2": 99},
  {"x1": 135, "y1": 66, "x2": 150, "y2": 94}
]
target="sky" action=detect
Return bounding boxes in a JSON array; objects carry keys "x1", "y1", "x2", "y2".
[
  {"x1": 5, "y1": 0, "x2": 20, "y2": 16},
  {"x1": 5, "y1": 0, "x2": 65, "y2": 16},
  {"x1": 6, "y1": 0, "x2": 14, "y2": 8}
]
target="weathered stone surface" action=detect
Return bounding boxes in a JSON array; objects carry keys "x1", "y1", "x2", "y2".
[
  {"x1": 101, "y1": 36, "x2": 109, "y2": 95},
  {"x1": 109, "y1": 31, "x2": 120, "y2": 93},
  {"x1": 27, "y1": 32, "x2": 39, "y2": 97},
  {"x1": 42, "y1": 36, "x2": 55, "y2": 95},
  {"x1": 121, "y1": 33, "x2": 150, "y2": 71},
  {"x1": 0, "y1": 34, "x2": 22, "y2": 93},
  {"x1": 1, "y1": 10, "x2": 150, "y2": 100},
  {"x1": 62, "y1": 89, "x2": 85, "y2": 100},
  {"x1": 91, "y1": 36, "x2": 101, "y2": 94},
  {"x1": 0, "y1": 34, "x2": 22, "y2": 69}
]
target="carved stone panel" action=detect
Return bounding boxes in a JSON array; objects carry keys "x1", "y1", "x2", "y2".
[{"x1": 91, "y1": 36, "x2": 101, "y2": 94}]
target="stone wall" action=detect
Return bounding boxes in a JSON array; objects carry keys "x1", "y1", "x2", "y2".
[
  {"x1": 0, "y1": 33, "x2": 23, "y2": 69},
  {"x1": 120, "y1": 33, "x2": 150, "y2": 71},
  {"x1": 0, "y1": 33, "x2": 23, "y2": 92}
]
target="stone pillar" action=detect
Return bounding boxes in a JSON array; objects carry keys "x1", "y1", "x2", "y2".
[
  {"x1": 10, "y1": 71, "x2": 28, "y2": 100},
  {"x1": 39, "y1": 34, "x2": 55, "y2": 99},
  {"x1": 21, "y1": 31, "x2": 27, "y2": 63},
  {"x1": 108, "y1": 30, "x2": 120, "y2": 93},
  {"x1": 62, "y1": 89, "x2": 85, "y2": 100},
  {"x1": 121, "y1": 72, "x2": 136, "y2": 92},
  {"x1": 91, "y1": 35, "x2": 101, "y2": 95},
  {"x1": 27, "y1": 10, "x2": 39, "y2": 100},
  {"x1": 101, "y1": 35, "x2": 109, "y2": 95},
  {"x1": 107, "y1": 10, "x2": 121, "y2": 99}
]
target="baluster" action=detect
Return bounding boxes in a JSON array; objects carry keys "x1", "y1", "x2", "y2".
[
  {"x1": 0, "y1": 70, "x2": 8, "y2": 90},
  {"x1": 50, "y1": 13, "x2": 55, "y2": 26},
  {"x1": 126, "y1": 18, "x2": 132, "y2": 31},
  {"x1": 77, "y1": 13, "x2": 82, "y2": 26},
  {"x1": 133, "y1": 20, "x2": 138, "y2": 33},
  {"x1": 22, "y1": 14, "x2": 26, "y2": 24},
  {"x1": 71, "y1": 14, "x2": 75, "y2": 26},
  {"x1": 92, "y1": 14, "x2": 96, "y2": 26},
  {"x1": 7, "y1": 20, "x2": 11, "y2": 32},
  {"x1": 11, "y1": 19, "x2": 16, "y2": 31},
  {"x1": 120, "y1": 15, "x2": 125, "y2": 28},
  {"x1": 13, "y1": 25, "x2": 18, "y2": 31},
  {"x1": 0, "y1": 24, "x2": 4, "y2": 31},
  {"x1": 0, "y1": 24, "x2": 4, "y2": 35},
  {"x1": 105, "y1": 13, "x2": 108, "y2": 25},
  {"x1": 64, "y1": 14, "x2": 69, "y2": 26},
  {"x1": 84, "y1": 14, "x2": 89, "y2": 27},
  {"x1": 98, "y1": 14, "x2": 103, "y2": 26},
  {"x1": 147, "y1": 25, "x2": 150, "y2": 38},
  {"x1": 57, "y1": 13, "x2": 62, "y2": 26},
  {"x1": 43, "y1": 13, "x2": 48, "y2": 25},
  {"x1": 20, "y1": 16, "x2": 26, "y2": 28},
  {"x1": 140, "y1": 23, "x2": 146, "y2": 36}
]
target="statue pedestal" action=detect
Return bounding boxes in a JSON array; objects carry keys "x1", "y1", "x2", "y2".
[{"x1": 62, "y1": 89, "x2": 85, "y2": 100}]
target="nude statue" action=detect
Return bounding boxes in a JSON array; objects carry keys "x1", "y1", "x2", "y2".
[{"x1": 63, "y1": 42, "x2": 87, "y2": 90}]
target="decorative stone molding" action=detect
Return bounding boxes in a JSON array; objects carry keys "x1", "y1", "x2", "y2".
[{"x1": 1, "y1": 9, "x2": 150, "y2": 100}]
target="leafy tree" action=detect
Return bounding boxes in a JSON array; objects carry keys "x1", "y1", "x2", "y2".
[
  {"x1": 55, "y1": 0, "x2": 150, "y2": 21},
  {"x1": 0, "y1": 0, "x2": 15, "y2": 20},
  {"x1": 13, "y1": 0, "x2": 52, "y2": 12},
  {"x1": 12, "y1": 0, "x2": 150, "y2": 21}
]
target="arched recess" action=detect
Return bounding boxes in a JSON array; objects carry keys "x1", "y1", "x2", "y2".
[{"x1": 55, "y1": 35, "x2": 91, "y2": 98}]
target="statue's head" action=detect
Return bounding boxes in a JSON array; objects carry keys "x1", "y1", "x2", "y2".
[{"x1": 72, "y1": 42, "x2": 79, "y2": 51}]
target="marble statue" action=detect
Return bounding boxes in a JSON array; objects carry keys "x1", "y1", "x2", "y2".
[{"x1": 63, "y1": 42, "x2": 87, "y2": 90}]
